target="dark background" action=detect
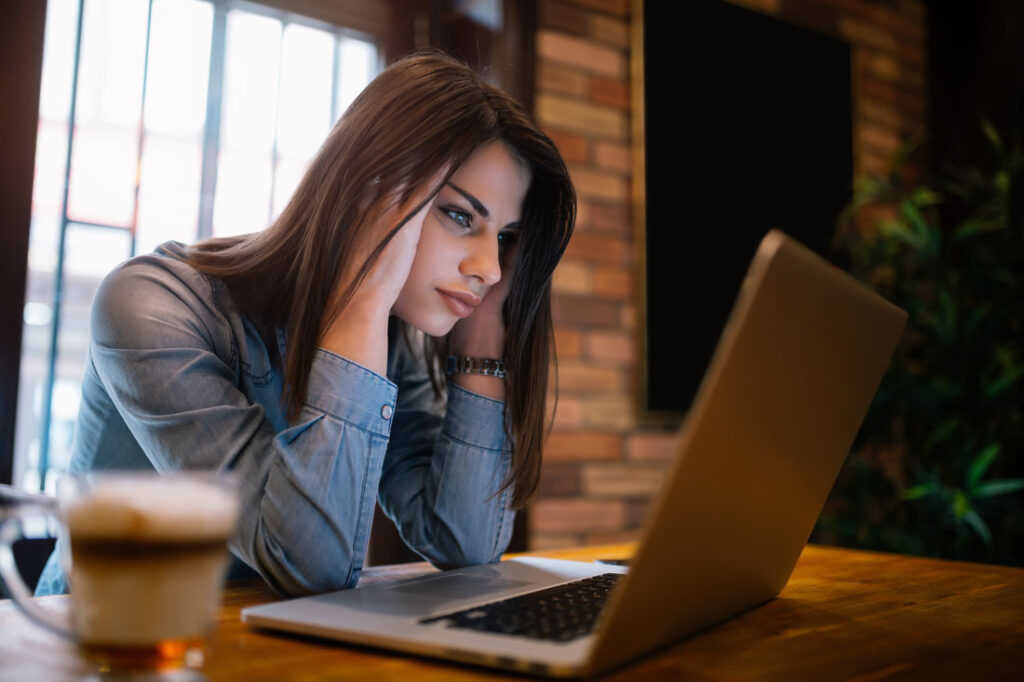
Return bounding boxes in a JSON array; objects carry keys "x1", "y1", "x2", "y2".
[
  {"x1": 641, "y1": 0, "x2": 1024, "y2": 417},
  {"x1": 642, "y1": 0, "x2": 852, "y2": 415}
]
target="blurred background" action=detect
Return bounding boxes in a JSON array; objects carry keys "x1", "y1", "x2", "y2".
[{"x1": 2, "y1": 0, "x2": 1022, "y2": 589}]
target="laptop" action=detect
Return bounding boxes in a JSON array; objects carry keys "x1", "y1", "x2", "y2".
[{"x1": 241, "y1": 229, "x2": 907, "y2": 677}]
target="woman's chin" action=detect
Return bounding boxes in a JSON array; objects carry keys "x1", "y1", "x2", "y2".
[{"x1": 396, "y1": 313, "x2": 458, "y2": 338}]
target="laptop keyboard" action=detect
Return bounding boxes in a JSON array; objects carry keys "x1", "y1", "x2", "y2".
[{"x1": 419, "y1": 573, "x2": 622, "y2": 642}]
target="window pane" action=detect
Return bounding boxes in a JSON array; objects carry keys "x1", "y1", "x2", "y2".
[
  {"x1": 214, "y1": 149, "x2": 273, "y2": 237},
  {"x1": 277, "y1": 23, "x2": 333, "y2": 160},
  {"x1": 143, "y1": 0, "x2": 213, "y2": 138},
  {"x1": 221, "y1": 11, "x2": 281, "y2": 152},
  {"x1": 66, "y1": 0, "x2": 148, "y2": 227},
  {"x1": 136, "y1": 0, "x2": 212, "y2": 254},
  {"x1": 16, "y1": 0, "x2": 383, "y2": 494},
  {"x1": 137, "y1": 134, "x2": 205, "y2": 253},
  {"x1": 272, "y1": 156, "x2": 305, "y2": 220},
  {"x1": 24, "y1": 225, "x2": 132, "y2": 492},
  {"x1": 336, "y1": 37, "x2": 378, "y2": 120},
  {"x1": 67, "y1": 126, "x2": 139, "y2": 227},
  {"x1": 37, "y1": 0, "x2": 79, "y2": 122}
]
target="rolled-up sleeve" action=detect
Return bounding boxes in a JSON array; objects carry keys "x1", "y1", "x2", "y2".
[
  {"x1": 377, "y1": 341, "x2": 516, "y2": 569},
  {"x1": 87, "y1": 259, "x2": 399, "y2": 596}
]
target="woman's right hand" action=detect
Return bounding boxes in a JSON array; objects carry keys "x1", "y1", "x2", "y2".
[{"x1": 319, "y1": 179, "x2": 441, "y2": 374}]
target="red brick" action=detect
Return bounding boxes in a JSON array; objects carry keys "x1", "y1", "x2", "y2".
[
  {"x1": 531, "y1": 498, "x2": 626, "y2": 533},
  {"x1": 821, "y1": 0, "x2": 925, "y2": 44},
  {"x1": 554, "y1": 327, "x2": 583, "y2": 359},
  {"x1": 626, "y1": 498, "x2": 652, "y2": 527},
  {"x1": 546, "y1": 128, "x2": 589, "y2": 163},
  {"x1": 860, "y1": 79, "x2": 926, "y2": 118},
  {"x1": 538, "y1": 62, "x2": 589, "y2": 98},
  {"x1": 590, "y1": 75, "x2": 629, "y2": 110},
  {"x1": 537, "y1": 463, "x2": 582, "y2": 497},
  {"x1": 539, "y1": 0, "x2": 589, "y2": 34},
  {"x1": 627, "y1": 432, "x2": 679, "y2": 461},
  {"x1": 620, "y1": 302, "x2": 636, "y2": 331},
  {"x1": 537, "y1": 31, "x2": 627, "y2": 77},
  {"x1": 552, "y1": 259, "x2": 591, "y2": 294},
  {"x1": 527, "y1": 532, "x2": 581, "y2": 551},
  {"x1": 551, "y1": 395, "x2": 583, "y2": 429},
  {"x1": 859, "y1": 123, "x2": 903, "y2": 156},
  {"x1": 581, "y1": 395, "x2": 635, "y2": 430},
  {"x1": 553, "y1": 294, "x2": 621, "y2": 328},
  {"x1": 583, "y1": 463, "x2": 665, "y2": 497},
  {"x1": 546, "y1": 431, "x2": 623, "y2": 461},
  {"x1": 590, "y1": 201, "x2": 630, "y2": 235},
  {"x1": 564, "y1": 232, "x2": 630, "y2": 266},
  {"x1": 586, "y1": 330, "x2": 634, "y2": 364},
  {"x1": 564, "y1": 0, "x2": 629, "y2": 18},
  {"x1": 591, "y1": 267, "x2": 632, "y2": 299},
  {"x1": 594, "y1": 141, "x2": 630, "y2": 173},
  {"x1": 588, "y1": 14, "x2": 629, "y2": 48},
  {"x1": 583, "y1": 529, "x2": 640, "y2": 545},
  {"x1": 838, "y1": 17, "x2": 898, "y2": 51},
  {"x1": 574, "y1": 199, "x2": 593, "y2": 232},
  {"x1": 570, "y1": 166, "x2": 629, "y2": 201},
  {"x1": 539, "y1": 95, "x2": 628, "y2": 139},
  {"x1": 728, "y1": 0, "x2": 780, "y2": 14},
  {"x1": 556, "y1": 362, "x2": 624, "y2": 392}
]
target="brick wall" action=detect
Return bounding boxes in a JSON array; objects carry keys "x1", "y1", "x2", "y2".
[{"x1": 530, "y1": 0, "x2": 926, "y2": 549}]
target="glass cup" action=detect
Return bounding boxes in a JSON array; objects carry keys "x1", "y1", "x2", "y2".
[{"x1": 0, "y1": 471, "x2": 240, "y2": 676}]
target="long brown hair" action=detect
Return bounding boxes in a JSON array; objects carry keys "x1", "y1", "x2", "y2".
[{"x1": 185, "y1": 52, "x2": 575, "y2": 508}]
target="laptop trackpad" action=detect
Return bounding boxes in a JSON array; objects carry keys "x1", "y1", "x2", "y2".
[
  {"x1": 322, "y1": 568, "x2": 530, "y2": 617},
  {"x1": 391, "y1": 571, "x2": 529, "y2": 600}
]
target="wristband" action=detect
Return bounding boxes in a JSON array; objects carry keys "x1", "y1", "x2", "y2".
[{"x1": 445, "y1": 355, "x2": 507, "y2": 378}]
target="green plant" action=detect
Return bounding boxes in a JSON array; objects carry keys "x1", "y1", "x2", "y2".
[{"x1": 814, "y1": 123, "x2": 1024, "y2": 565}]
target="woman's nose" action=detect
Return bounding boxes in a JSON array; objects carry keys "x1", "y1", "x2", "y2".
[{"x1": 460, "y1": 235, "x2": 502, "y2": 285}]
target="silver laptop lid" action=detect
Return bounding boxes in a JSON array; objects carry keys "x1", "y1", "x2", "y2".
[{"x1": 587, "y1": 230, "x2": 907, "y2": 675}]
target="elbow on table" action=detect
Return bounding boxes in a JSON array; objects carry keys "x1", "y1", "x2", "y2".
[{"x1": 249, "y1": 528, "x2": 361, "y2": 597}]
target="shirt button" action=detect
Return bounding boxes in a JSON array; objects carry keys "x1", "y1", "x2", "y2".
[{"x1": 381, "y1": 404, "x2": 393, "y2": 420}]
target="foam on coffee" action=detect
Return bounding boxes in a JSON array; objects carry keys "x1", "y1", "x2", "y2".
[
  {"x1": 60, "y1": 474, "x2": 240, "y2": 650},
  {"x1": 64, "y1": 475, "x2": 238, "y2": 541}
]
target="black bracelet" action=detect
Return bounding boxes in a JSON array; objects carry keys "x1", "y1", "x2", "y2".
[{"x1": 445, "y1": 355, "x2": 507, "y2": 378}]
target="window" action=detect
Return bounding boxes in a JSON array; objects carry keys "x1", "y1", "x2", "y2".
[{"x1": 16, "y1": 0, "x2": 380, "y2": 493}]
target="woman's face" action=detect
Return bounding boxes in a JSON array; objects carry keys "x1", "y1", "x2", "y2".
[{"x1": 392, "y1": 140, "x2": 530, "y2": 336}]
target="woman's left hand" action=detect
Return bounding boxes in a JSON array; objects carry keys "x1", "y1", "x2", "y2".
[{"x1": 447, "y1": 246, "x2": 517, "y2": 399}]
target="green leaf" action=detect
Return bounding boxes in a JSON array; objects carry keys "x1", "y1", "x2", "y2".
[
  {"x1": 952, "y1": 216, "x2": 1007, "y2": 241},
  {"x1": 880, "y1": 219, "x2": 925, "y2": 250},
  {"x1": 967, "y1": 444, "x2": 1001, "y2": 489},
  {"x1": 952, "y1": 489, "x2": 970, "y2": 520},
  {"x1": 924, "y1": 416, "x2": 960, "y2": 451},
  {"x1": 961, "y1": 509, "x2": 993, "y2": 552},
  {"x1": 985, "y1": 364, "x2": 1024, "y2": 399},
  {"x1": 901, "y1": 482, "x2": 938, "y2": 501},
  {"x1": 981, "y1": 118, "x2": 1002, "y2": 154},
  {"x1": 909, "y1": 186, "x2": 942, "y2": 207},
  {"x1": 900, "y1": 200, "x2": 935, "y2": 252},
  {"x1": 972, "y1": 479, "x2": 1024, "y2": 499}
]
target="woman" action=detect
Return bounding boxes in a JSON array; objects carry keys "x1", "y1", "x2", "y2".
[{"x1": 35, "y1": 52, "x2": 575, "y2": 596}]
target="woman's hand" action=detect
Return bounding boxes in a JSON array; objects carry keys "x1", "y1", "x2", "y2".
[
  {"x1": 447, "y1": 244, "x2": 517, "y2": 400},
  {"x1": 319, "y1": 180, "x2": 441, "y2": 374}
]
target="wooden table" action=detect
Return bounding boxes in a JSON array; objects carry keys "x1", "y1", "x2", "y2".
[{"x1": 2, "y1": 543, "x2": 1023, "y2": 680}]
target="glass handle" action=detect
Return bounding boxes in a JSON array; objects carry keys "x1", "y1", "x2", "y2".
[{"x1": 0, "y1": 516, "x2": 72, "y2": 639}]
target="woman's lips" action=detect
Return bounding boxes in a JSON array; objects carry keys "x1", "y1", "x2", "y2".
[{"x1": 437, "y1": 289, "x2": 481, "y2": 318}]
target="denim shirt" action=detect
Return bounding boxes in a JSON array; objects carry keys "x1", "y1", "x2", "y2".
[{"x1": 35, "y1": 242, "x2": 515, "y2": 597}]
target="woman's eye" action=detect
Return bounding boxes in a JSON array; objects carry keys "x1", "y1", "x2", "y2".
[{"x1": 443, "y1": 207, "x2": 472, "y2": 228}]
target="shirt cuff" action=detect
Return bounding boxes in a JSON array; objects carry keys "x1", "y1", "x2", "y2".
[
  {"x1": 442, "y1": 383, "x2": 509, "y2": 452},
  {"x1": 305, "y1": 348, "x2": 398, "y2": 438}
]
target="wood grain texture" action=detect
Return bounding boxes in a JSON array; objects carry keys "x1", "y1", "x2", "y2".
[{"x1": 2, "y1": 544, "x2": 1022, "y2": 680}]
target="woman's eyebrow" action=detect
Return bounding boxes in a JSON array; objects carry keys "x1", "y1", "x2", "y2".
[{"x1": 447, "y1": 182, "x2": 489, "y2": 219}]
